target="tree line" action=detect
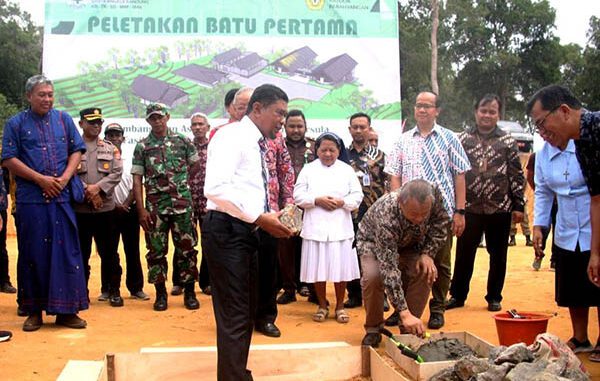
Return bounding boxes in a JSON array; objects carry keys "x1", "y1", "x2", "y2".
[
  {"x1": 400, "y1": 0, "x2": 600, "y2": 131},
  {"x1": 0, "y1": 0, "x2": 599, "y2": 132}
]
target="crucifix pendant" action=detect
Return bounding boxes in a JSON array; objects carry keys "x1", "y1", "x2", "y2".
[
  {"x1": 479, "y1": 158, "x2": 487, "y2": 172},
  {"x1": 563, "y1": 169, "x2": 570, "y2": 181}
]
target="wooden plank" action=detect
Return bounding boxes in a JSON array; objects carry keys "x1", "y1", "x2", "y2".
[
  {"x1": 384, "y1": 331, "x2": 494, "y2": 381},
  {"x1": 57, "y1": 360, "x2": 103, "y2": 381},
  {"x1": 106, "y1": 345, "x2": 361, "y2": 380},
  {"x1": 369, "y1": 347, "x2": 410, "y2": 381},
  {"x1": 361, "y1": 345, "x2": 371, "y2": 376}
]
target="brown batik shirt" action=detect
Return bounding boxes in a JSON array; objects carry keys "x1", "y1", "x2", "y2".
[
  {"x1": 459, "y1": 126, "x2": 525, "y2": 214},
  {"x1": 356, "y1": 186, "x2": 450, "y2": 312},
  {"x1": 347, "y1": 143, "x2": 387, "y2": 222},
  {"x1": 285, "y1": 137, "x2": 316, "y2": 178}
]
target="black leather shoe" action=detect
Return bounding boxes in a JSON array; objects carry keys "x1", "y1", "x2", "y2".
[
  {"x1": 256, "y1": 322, "x2": 281, "y2": 338},
  {"x1": 361, "y1": 332, "x2": 382, "y2": 347},
  {"x1": 488, "y1": 301, "x2": 502, "y2": 312},
  {"x1": 109, "y1": 294, "x2": 124, "y2": 307},
  {"x1": 109, "y1": 290, "x2": 124, "y2": 307},
  {"x1": 55, "y1": 314, "x2": 87, "y2": 329},
  {"x1": 525, "y1": 236, "x2": 534, "y2": 247},
  {"x1": 23, "y1": 313, "x2": 43, "y2": 332},
  {"x1": 153, "y1": 293, "x2": 168, "y2": 311},
  {"x1": 0, "y1": 282, "x2": 17, "y2": 294},
  {"x1": 508, "y1": 235, "x2": 516, "y2": 246},
  {"x1": 445, "y1": 297, "x2": 465, "y2": 310},
  {"x1": 343, "y1": 297, "x2": 362, "y2": 309},
  {"x1": 276, "y1": 291, "x2": 296, "y2": 305},
  {"x1": 184, "y1": 291, "x2": 200, "y2": 310},
  {"x1": 384, "y1": 311, "x2": 399, "y2": 326},
  {"x1": 427, "y1": 312, "x2": 444, "y2": 329},
  {"x1": 298, "y1": 286, "x2": 310, "y2": 297}
]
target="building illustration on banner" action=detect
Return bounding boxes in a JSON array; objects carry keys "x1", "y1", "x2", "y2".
[{"x1": 52, "y1": 44, "x2": 370, "y2": 120}]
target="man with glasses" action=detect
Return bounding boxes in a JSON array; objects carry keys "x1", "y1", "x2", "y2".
[
  {"x1": 75, "y1": 108, "x2": 124, "y2": 307},
  {"x1": 527, "y1": 85, "x2": 600, "y2": 287},
  {"x1": 132, "y1": 103, "x2": 200, "y2": 312},
  {"x1": 383, "y1": 91, "x2": 470, "y2": 330}
]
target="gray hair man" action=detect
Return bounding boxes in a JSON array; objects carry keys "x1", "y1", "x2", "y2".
[{"x1": 357, "y1": 179, "x2": 450, "y2": 347}]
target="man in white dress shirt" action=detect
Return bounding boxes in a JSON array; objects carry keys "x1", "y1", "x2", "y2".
[{"x1": 203, "y1": 84, "x2": 293, "y2": 381}]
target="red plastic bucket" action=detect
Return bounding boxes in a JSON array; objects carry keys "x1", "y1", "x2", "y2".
[{"x1": 493, "y1": 312, "x2": 551, "y2": 346}]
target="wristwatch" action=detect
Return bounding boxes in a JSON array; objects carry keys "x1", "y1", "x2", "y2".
[{"x1": 454, "y1": 208, "x2": 466, "y2": 215}]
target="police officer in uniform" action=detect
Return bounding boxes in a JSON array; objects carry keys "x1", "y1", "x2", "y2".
[
  {"x1": 74, "y1": 108, "x2": 124, "y2": 307},
  {"x1": 132, "y1": 103, "x2": 200, "y2": 311}
]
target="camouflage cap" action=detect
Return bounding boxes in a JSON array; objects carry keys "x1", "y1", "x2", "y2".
[
  {"x1": 80, "y1": 107, "x2": 103, "y2": 122},
  {"x1": 146, "y1": 103, "x2": 169, "y2": 119}
]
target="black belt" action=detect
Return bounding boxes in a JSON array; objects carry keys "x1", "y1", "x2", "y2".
[{"x1": 207, "y1": 210, "x2": 260, "y2": 232}]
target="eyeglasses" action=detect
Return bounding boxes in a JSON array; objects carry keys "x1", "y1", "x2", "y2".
[
  {"x1": 414, "y1": 103, "x2": 436, "y2": 110},
  {"x1": 534, "y1": 105, "x2": 560, "y2": 135},
  {"x1": 87, "y1": 119, "x2": 103, "y2": 126}
]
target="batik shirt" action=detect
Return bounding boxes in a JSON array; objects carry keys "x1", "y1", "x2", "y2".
[
  {"x1": 285, "y1": 137, "x2": 316, "y2": 179},
  {"x1": 575, "y1": 110, "x2": 600, "y2": 197},
  {"x1": 458, "y1": 126, "x2": 525, "y2": 214},
  {"x1": 131, "y1": 129, "x2": 198, "y2": 215},
  {"x1": 348, "y1": 143, "x2": 387, "y2": 222},
  {"x1": 188, "y1": 136, "x2": 208, "y2": 218},
  {"x1": 265, "y1": 132, "x2": 295, "y2": 212},
  {"x1": 2, "y1": 109, "x2": 86, "y2": 204},
  {"x1": 384, "y1": 124, "x2": 471, "y2": 217},
  {"x1": 356, "y1": 187, "x2": 450, "y2": 312}
]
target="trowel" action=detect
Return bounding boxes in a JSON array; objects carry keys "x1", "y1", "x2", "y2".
[{"x1": 380, "y1": 327, "x2": 425, "y2": 363}]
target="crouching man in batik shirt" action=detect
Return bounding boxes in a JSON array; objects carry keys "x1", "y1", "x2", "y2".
[{"x1": 357, "y1": 179, "x2": 450, "y2": 347}]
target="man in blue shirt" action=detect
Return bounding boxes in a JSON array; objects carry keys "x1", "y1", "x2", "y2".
[
  {"x1": 1, "y1": 75, "x2": 88, "y2": 332},
  {"x1": 527, "y1": 85, "x2": 600, "y2": 288}
]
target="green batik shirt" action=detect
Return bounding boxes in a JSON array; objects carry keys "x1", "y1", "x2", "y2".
[{"x1": 131, "y1": 129, "x2": 199, "y2": 215}]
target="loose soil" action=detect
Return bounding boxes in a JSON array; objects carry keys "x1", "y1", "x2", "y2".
[{"x1": 1, "y1": 216, "x2": 599, "y2": 380}]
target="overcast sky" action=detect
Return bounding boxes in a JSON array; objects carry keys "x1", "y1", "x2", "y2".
[{"x1": 14, "y1": 0, "x2": 600, "y2": 46}]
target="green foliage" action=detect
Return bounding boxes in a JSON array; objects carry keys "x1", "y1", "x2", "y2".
[
  {"x1": 0, "y1": 0, "x2": 42, "y2": 107},
  {"x1": 0, "y1": 93, "x2": 19, "y2": 139},
  {"x1": 573, "y1": 17, "x2": 600, "y2": 110},
  {"x1": 396, "y1": 0, "x2": 594, "y2": 129}
]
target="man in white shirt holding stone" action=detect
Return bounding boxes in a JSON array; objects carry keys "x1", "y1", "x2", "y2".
[{"x1": 203, "y1": 84, "x2": 293, "y2": 381}]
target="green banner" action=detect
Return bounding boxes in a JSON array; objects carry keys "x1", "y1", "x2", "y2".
[{"x1": 46, "y1": 0, "x2": 398, "y2": 38}]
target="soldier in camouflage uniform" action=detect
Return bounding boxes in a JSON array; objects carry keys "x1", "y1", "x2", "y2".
[{"x1": 132, "y1": 103, "x2": 200, "y2": 312}]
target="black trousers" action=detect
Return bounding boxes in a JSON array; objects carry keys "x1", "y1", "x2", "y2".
[
  {"x1": 450, "y1": 212, "x2": 511, "y2": 303},
  {"x1": 256, "y1": 229, "x2": 278, "y2": 325},
  {"x1": 76, "y1": 210, "x2": 122, "y2": 293},
  {"x1": 278, "y1": 236, "x2": 303, "y2": 294},
  {"x1": 101, "y1": 206, "x2": 144, "y2": 294},
  {"x1": 198, "y1": 214, "x2": 210, "y2": 290},
  {"x1": 346, "y1": 221, "x2": 361, "y2": 300},
  {"x1": 203, "y1": 211, "x2": 258, "y2": 381},
  {"x1": 0, "y1": 210, "x2": 9, "y2": 284}
]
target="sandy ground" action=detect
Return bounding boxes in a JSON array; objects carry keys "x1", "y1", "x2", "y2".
[{"x1": 1, "y1": 225, "x2": 599, "y2": 380}]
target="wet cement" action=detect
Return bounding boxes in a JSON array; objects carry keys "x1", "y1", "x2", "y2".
[{"x1": 416, "y1": 338, "x2": 477, "y2": 362}]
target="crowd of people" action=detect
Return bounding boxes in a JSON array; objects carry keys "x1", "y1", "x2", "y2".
[{"x1": 0, "y1": 75, "x2": 599, "y2": 378}]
